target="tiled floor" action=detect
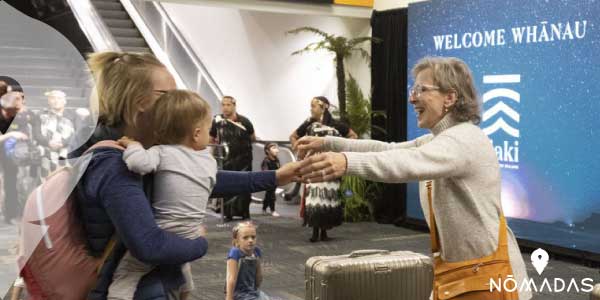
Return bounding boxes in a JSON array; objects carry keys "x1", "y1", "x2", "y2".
[
  {"x1": 191, "y1": 201, "x2": 600, "y2": 300},
  {"x1": 1, "y1": 200, "x2": 597, "y2": 299}
]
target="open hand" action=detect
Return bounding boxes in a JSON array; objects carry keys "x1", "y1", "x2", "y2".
[
  {"x1": 298, "y1": 152, "x2": 347, "y2": 183},
  {"x1": 294, "y1": 136, "x2": 325, "y2": 159},
  {"x1": 275, "y1": 161, "x2": 303, "y2": 186}
]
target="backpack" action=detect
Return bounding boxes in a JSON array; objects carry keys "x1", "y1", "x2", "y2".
[{"x1": 18, "y1": 140, "x2": 124, "y2": 300}]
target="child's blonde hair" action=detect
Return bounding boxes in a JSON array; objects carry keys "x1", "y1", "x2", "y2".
[
  {"x1": 87, "y1": 51, "x2": 164, "y2": 128},
  {"x1": 149, "y1": 90, "x2": 211, "y2": 145},
  {"x1": 0, "y1": 80, "x2": 8, "y2": 98},
  {"x1": 232, "y1": 221, "x2": 258, "y2": 247}
]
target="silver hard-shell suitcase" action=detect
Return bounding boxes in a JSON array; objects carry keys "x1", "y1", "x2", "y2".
[
  {"x1": 591, "y1": 283, "x2": 600, "y2": 300},
  {"x1": 305, "y1": 249, "x2": 433, "y2": 300}
]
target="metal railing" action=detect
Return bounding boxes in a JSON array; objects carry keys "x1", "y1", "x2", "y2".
[
  {"x1": 67, "y1": 0, "x2": 224, "y2": 111},
  {"x1": 121, "y1": 0, "x2": 223, "y2": 110},
  {"x1": 64, "y1": 0, "x2": 120, "y2": 51}
]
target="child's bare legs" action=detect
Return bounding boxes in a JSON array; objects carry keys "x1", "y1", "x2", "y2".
[
  {"x1": 178, "y1": 231, "x2": 202, "y2": 299},
  {"x1": 180, "y1": 291, "x2": 190, "y2": 300},
  {"x1": 180, "y1": 263, "x2": 194, "y2": 300},
  {"x1": 108, "y1": 252, "x2": 153, "y2": 300}
]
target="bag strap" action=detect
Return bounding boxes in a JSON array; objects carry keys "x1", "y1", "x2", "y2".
[
  {"x1": 426, "y1": 181, "x2": 510, "y2": 257},
  {"x1": 84, "y1": 140, "x2": 125, "y2": 155},
  {"x1": 426, "y1": 181, "x2": 442, "y2": 255},
  {"x1": 96, "y1": 236, "x2": 117, "y2": 274},
  {"x1": 83, "y1": 140, "x2": 123, "y2": 273},
  {"x1": 497, "y1": 211, "x2": 509, "y2": 248}
]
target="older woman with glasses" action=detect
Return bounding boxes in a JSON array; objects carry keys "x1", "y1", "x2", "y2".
[{"x1": 295, "y1": 57, "x2": 531, "y2": 300}]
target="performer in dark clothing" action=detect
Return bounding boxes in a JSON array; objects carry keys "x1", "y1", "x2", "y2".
[
  {"x1": 210, "y1": 96, "x2": 257, "y2": 221},
  {"x1": 289, "y1": 96, "x2": 357, "y2": 242},
  {"x1": 290, "y1": 96, "x2": 357, "y2": 148}
]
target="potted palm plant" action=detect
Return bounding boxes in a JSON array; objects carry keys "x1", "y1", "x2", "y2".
[
  {"x1": 287, "y1": 27, "x2": 378, "y2": 120},
  {"x1": 337, "y1": 74, "x2": 387, "y2": 222}
]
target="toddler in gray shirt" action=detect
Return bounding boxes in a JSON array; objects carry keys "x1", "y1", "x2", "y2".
[{"x1": 108, "y1": 90, "x2": 216, "y2": 300}]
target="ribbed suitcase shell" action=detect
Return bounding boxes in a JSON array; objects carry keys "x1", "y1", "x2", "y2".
[
  {"x1": 305, "y1": 250, "x2": 433, "y2": 300},
  {"x1": 591, "y1": 284, "x2": 600, "y2": 300}
]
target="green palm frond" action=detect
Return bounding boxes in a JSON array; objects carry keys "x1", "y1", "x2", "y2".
[
  {"x1": 345, "y1": 74, "x2": 371, "y2": 136},
  {"x1": 352, "y1": 48, "x2": 372, "y2": 65},
  {"x1": 347, "y1": 37, "x2": 376, "y2": 48},
  {"x1": 286, "y1": 27, "x2": 332, "y2": 40},
  {"x1": 287, "y1": 26, "x2": 382, "y2": 120},
  {"x1": 328, "y1": 37, "x2": 351, "y2": 55},
  {"x1": 291, "y1": 40, "x2": 330, "y2": 56},
  {"x1": 340, "y1": 175, "x2": 373, "y2": 222},
  {"x1": 372, "y1": 37, "x2": 383, "y2": 43}
]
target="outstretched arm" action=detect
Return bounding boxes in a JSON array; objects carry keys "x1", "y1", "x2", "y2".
[
  {"x1": 211, "y1": 170, "x2": 275, "y2": 198},
  {"x1": 298, "y1": 134, "x2": 469, "y2": 184},
  {"x1": 211, "y1": 162, "x2": 301, "y2": 198},
  {"x1": 323, "y1": 135, "x2": 429, "y2": 153}
]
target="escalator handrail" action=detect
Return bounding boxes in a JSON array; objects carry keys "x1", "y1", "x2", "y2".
[
  {"x1": 152, "y1": 2, "x2": 223, "y2": 99},
  {"x1": 64, "y1": 0, "x2": 120, "y2": 51},
  {"x1": 121, "y1": 0, "x2": 223, "y2": 100}
]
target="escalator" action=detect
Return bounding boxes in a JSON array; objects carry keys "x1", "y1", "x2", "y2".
[
  {"x1": 0, "y1": 1, "x2": 92, "y2": 109},
  {"x1": 91, "y1": 0, "x2": 150, "y2": 53}
]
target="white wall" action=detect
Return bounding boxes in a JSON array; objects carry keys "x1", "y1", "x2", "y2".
[
  {"x1": 374, "y1": 0, "x2": 426, "y2": 10},
  {"x1": 162, "y1": 3, "x2": 372, "y2": 141}
]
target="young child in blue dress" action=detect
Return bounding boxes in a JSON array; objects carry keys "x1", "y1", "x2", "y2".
[{"x1": 226, "y1": 222, "x2": 270, "y2": 300}]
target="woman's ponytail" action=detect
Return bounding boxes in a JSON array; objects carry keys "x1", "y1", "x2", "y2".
[{"x1": 86, "y1": 51, "x2": 164, "y2": 127}]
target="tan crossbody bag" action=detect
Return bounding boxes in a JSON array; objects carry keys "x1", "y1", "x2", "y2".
[{"x1": 427, "y1": 181, "x2": 520, "y2": 300}]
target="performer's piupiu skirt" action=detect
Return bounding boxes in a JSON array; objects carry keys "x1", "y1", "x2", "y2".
[{"x1": 302, "y1": 181, "x2": 343, "y2": 229}]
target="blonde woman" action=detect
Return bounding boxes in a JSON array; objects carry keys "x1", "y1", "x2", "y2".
[
  {"x1": 67, "y1": 52, "x2": 300, "y2": 300},
  {"x1": 296, "y1": 57, "x2": 531, "y2": 300},
  {"x1": 106, "y1": 90, "x2": 215, "y2": 300}
]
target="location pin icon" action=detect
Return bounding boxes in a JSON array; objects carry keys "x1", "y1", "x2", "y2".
[{"x1": 531, "y1": 248, "x2": 549, "y2": 275}]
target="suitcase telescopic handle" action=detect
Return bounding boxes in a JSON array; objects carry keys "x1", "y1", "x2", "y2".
[{"x1": 349, "y1": 250, "x2": 390, "y2": 258}]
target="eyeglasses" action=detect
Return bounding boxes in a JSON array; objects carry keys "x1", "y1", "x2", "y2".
[{"x1": 409, "y1": 84, "x2": 440, "y2": 98}]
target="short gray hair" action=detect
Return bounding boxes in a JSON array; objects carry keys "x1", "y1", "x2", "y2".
[{"x1": 412, "y1": 57, "x2": 481, "y2": 125}]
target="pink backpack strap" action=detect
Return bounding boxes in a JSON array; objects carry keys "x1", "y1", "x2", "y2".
[{"x1": 83, "y1": 140, "x2": 126, "y2": 155}]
